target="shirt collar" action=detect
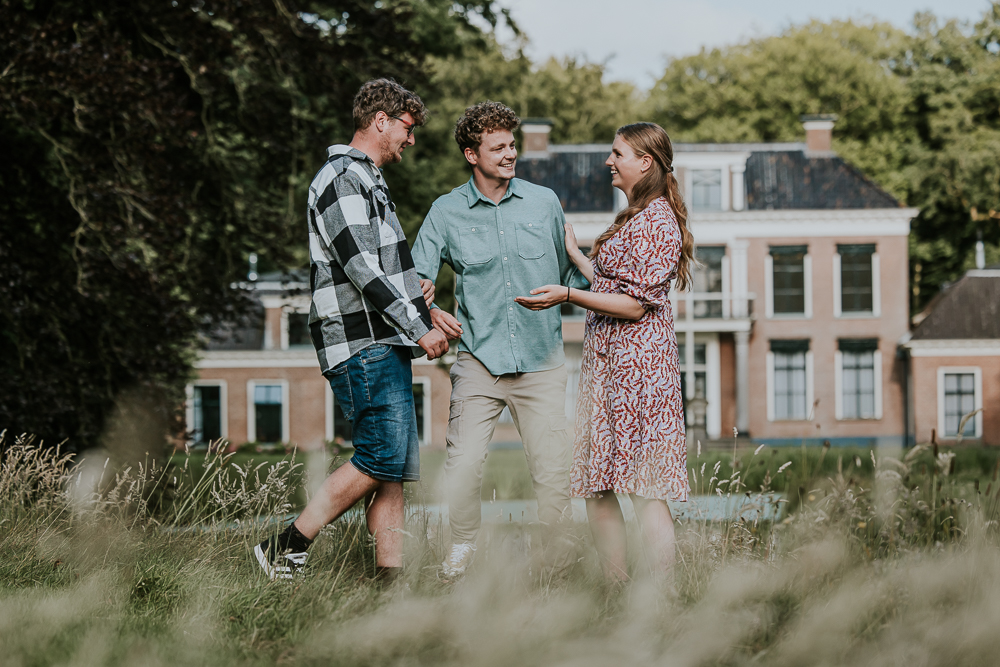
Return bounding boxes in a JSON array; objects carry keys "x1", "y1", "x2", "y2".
[
  {"x1": 328, "y1": 144, "x2": 384, "y2": 183},
  {"x1": 463, "y1": 176, "x2": 522, "y2": 208}
]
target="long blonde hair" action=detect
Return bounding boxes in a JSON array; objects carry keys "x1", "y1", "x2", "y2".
[{"x1": 591, "y1": 122, "x2": 694, "y2": 291}]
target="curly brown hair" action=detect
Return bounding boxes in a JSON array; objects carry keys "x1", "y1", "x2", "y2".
[
  {"x1": 454, "y1": 101, "x2": 520, "y2": 153},
  {"x1": 353, "y1": 78, "x2": 427, "y2": 132}
]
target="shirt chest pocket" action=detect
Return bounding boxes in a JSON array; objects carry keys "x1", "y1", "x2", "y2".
[
  {"x1": 459, "y1": 226, "x2": 497, "y2": 266},
  {"x1": 515, "y1": 221, "x2": 548, "y2": 260}
]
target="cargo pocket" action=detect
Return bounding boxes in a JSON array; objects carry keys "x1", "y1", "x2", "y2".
[{"x1": 446, "y1": 401, "x2": 464, "y2": 446}]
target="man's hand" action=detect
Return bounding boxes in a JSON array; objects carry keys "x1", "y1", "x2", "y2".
[
  {"x1": 417, "y1": 328, "x2": 449, "y2": 360},
  {"x1": 430, "y1": 308, "x2": 463, "y2": 340},
  {"x1": 515, "y1": 284, "x2": 569, "y2": 311},
  {"x1": 419, "y1": 278, "x2": 435, "y2": 308}
]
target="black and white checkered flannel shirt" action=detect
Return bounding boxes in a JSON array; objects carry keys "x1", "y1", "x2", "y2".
[{"x1": 307, "y1": 145, "x2": 433, "y2": 374}]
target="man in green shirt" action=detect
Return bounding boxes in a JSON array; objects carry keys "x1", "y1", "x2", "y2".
[{"x1": 411, "y1": 102, "x2": 589, "y2": 577}]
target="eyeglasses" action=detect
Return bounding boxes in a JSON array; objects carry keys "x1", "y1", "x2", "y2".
[{"x1": 389, "y1": 115, "x2": 415, "y2": 137}]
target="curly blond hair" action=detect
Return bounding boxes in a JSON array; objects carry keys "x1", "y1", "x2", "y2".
[
  {"x1": 353, "y1": 78, "x2": 427, "y2": 132},
  {"x1": 454, "y1": 101, "x2": 520, "y2": 153}
]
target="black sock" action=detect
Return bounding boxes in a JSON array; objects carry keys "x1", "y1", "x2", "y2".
[{"x1": 275, "y1": 521, "x2": 313, "y2": 554}]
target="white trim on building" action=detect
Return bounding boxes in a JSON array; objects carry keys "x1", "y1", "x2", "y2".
[{"x1": 905, "y1": 340, "x2": 1000, "y2": 357}]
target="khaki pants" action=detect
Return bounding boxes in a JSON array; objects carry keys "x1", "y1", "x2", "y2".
[{"x1": 445, "y1": 352, "x2": 572, "y2": 544}]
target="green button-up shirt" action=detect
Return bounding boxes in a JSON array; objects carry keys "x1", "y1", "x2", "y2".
[{"x1": 412, "y1": 177, "x2": 589, "y2": 375}]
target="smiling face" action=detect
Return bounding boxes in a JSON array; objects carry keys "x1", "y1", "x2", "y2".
[
  {"x1": 606, "y1": 134, "x2": 651, "y2": 201},
  {"x1": 465, "y1": 129, "x2": 517, "y2": 183},
  {"x1": 378, "y1": 111, "x2": 417, "y2": 165}
]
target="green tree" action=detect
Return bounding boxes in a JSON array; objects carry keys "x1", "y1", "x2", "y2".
[
  {"x1": 903, "y1": 9, "x2": 1000, "y2": 304},
  {"x1": 645, "y1": 12, "x2": 1000, "y2": 311},
  {"x1": 0, "y1": 0, "x2": 501, "y2": 450}
]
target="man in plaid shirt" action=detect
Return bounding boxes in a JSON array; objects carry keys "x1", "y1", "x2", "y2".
[{"x1": 254, "y1": 79, "x2": 448, "y2": 582}]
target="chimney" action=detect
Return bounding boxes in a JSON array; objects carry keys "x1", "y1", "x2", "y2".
[
  {"x1": 521, "y1": 118, "x2": 553, "y2": 158},
  {"x1": 800, "y1": 114, "x2": 838, "y2": 153}
]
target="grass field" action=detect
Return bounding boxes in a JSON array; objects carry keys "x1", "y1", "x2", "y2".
[{"x1": 4, "y1": 435, "x2": 1000, "y2": 666}]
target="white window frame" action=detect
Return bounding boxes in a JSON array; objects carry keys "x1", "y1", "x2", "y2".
[
  {"x1": 765, "y1": 251, "x2": 812, "y2": 319},
  {"x1": 766, "y1": 349, "x2": 814, "y2": 422},
  {"x1": 834, "y1": 349, "x2": 883, "y2": 420},
  {"x1": 937, "y1": 367, "x2": 983, "y2": 439},
  {"x1": 246, "y1": 379, "x2": 290, "y2": 443},
  {"x1": 185, "y1": 380, "x2": 228, "y2": 444},
  {"x1": 833, "y1": 250, "x2": 881, "y2": 318}
]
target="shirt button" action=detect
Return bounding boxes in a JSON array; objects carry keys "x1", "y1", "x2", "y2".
[
  {"x1": 503, "y1": 257, "x2": 507, "y2": 261},
  {"x1": 500, "y1": 231, "x2": 504, "y2": 235},
  {"x1": 506, "y1": 281, "x2": 510, "y2": 286},
  {"x1": 511, "y1": 334, "x2": 515, "y2": 337},
  {"x1": 472, "y1": 227, "x2": 476, "y2": 231},
  {"x1": 509, "y1": 307, "x2": 512, "y2": 310}
]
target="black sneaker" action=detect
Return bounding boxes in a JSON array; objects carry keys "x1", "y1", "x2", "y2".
[{"x1": 253, "y1": 539, "x2": 308, "y2": 580}]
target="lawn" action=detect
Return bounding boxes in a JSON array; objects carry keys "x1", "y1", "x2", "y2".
[{"x1": 3, "y1": 436, "x2": 1000, "y2": 666}]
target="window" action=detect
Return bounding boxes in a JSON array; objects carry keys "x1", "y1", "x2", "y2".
[
  {"x1": 326, "y1": 380, "x2": 430, "y2": 446},
  {"x1": 769, "y1": 340, "x2": 810, "y2": 421},
  {"x1": 943, "y1": 373, "x2": 977, "y2": 437},
  {"x1": 770, "y1": 246, "x2": 807, "y2": 315},
  {"x1": 287, "y1": 312, "x2": 312, "y2": 348},
  {"x1": 691, "y1": 170, "x2": 722, "y2": 210},
  {"x1": 412, "y1": 377, "x2": 431, "y2": 446},
  {"x1": 254, "y1": 384, "x2": 284, "y2": 443},
  {"x1": 247, "y1": 381, "x2": 288, "y2": 444},
  {"x1": 693, "y1": 246, "x2": 725, "y2": 318},
  {"x1": 838, "y1": 339, "x2": 879, "y2": 420},
  {"x1": 838, "y1": 244, "x2": 875, "y2": 314},
  {"x1": 679, "y1": 343, "x2": 707, "y2": 425},
  {"x1": 193, "y1": 385, "x2": 222, "y2": 444},
  {"x1": 329, "y1": 391, "x2": 353, "y2": 445},
  {"x1": 186, "y1": 381, "x2": 227, "y2": 445}
]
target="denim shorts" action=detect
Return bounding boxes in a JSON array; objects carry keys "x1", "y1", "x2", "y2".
[{"x1": 324, "y1": 343, "x2": 419, "y2": 482}]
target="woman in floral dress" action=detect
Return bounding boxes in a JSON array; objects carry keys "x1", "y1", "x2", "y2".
[{"x1": 516, "y1": 122, "x2": 693, "y2": 580}]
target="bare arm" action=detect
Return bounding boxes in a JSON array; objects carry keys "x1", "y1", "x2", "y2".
[
  {"x1": 564, "y1": 223, "x2": 594, "y2": 283},
  {"x1": 515, "y1": 285, "x2": 645, "y2": 320}
]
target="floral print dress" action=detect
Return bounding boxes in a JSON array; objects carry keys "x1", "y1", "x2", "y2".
[{"x1": 570, "y1": 196, "x2": 689, "y2": 502}]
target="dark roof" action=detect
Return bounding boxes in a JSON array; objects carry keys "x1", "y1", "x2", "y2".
[
  {"x1": 517, "y1": 152, "x2": 613, "y2": 213},
  {"x1": 744, "y1": 151, "x2": 900, "y2": 210},
  {"x1": 516, "y1": 144, "x2": 900, "y2": 213},
  {"x1": 911, "y1": 272, "x2": 1000, "y2": 340},
  {"x1": 203, "y1": 299, "x2": 265, "y2": 351}
]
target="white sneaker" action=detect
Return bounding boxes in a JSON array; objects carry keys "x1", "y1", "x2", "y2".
[
  {"x1": 441, "y1": 542, "x2": 476, "y2": 578},
  {"x1": 254, "y1": 541, "x2": 308, "y2": 580}
]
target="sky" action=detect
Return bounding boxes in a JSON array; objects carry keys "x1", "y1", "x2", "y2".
[{"x1": 491, "y1": 0, "x2": 996, "y2": 88}]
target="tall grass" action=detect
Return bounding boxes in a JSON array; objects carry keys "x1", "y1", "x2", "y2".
[{"x1": 3, "y1": 430, "x2": 1000, "y2": 666}]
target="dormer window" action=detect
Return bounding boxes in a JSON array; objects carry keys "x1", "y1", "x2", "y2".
[
  {"x1": 287, "y1": 312, "x2": 312, "y2": 348},
  {"x1": 691, "y1": 170, "x2": 722, "y2": 210}
]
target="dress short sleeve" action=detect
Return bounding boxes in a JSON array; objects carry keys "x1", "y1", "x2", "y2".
[{"x1": 617, "y1": 200, "x2": 681, "y2": 310}]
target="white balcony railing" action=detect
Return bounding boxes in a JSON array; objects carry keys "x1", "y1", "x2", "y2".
[{"x1": 670, "y1": 291, "x2": 755, "y2": 322}]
